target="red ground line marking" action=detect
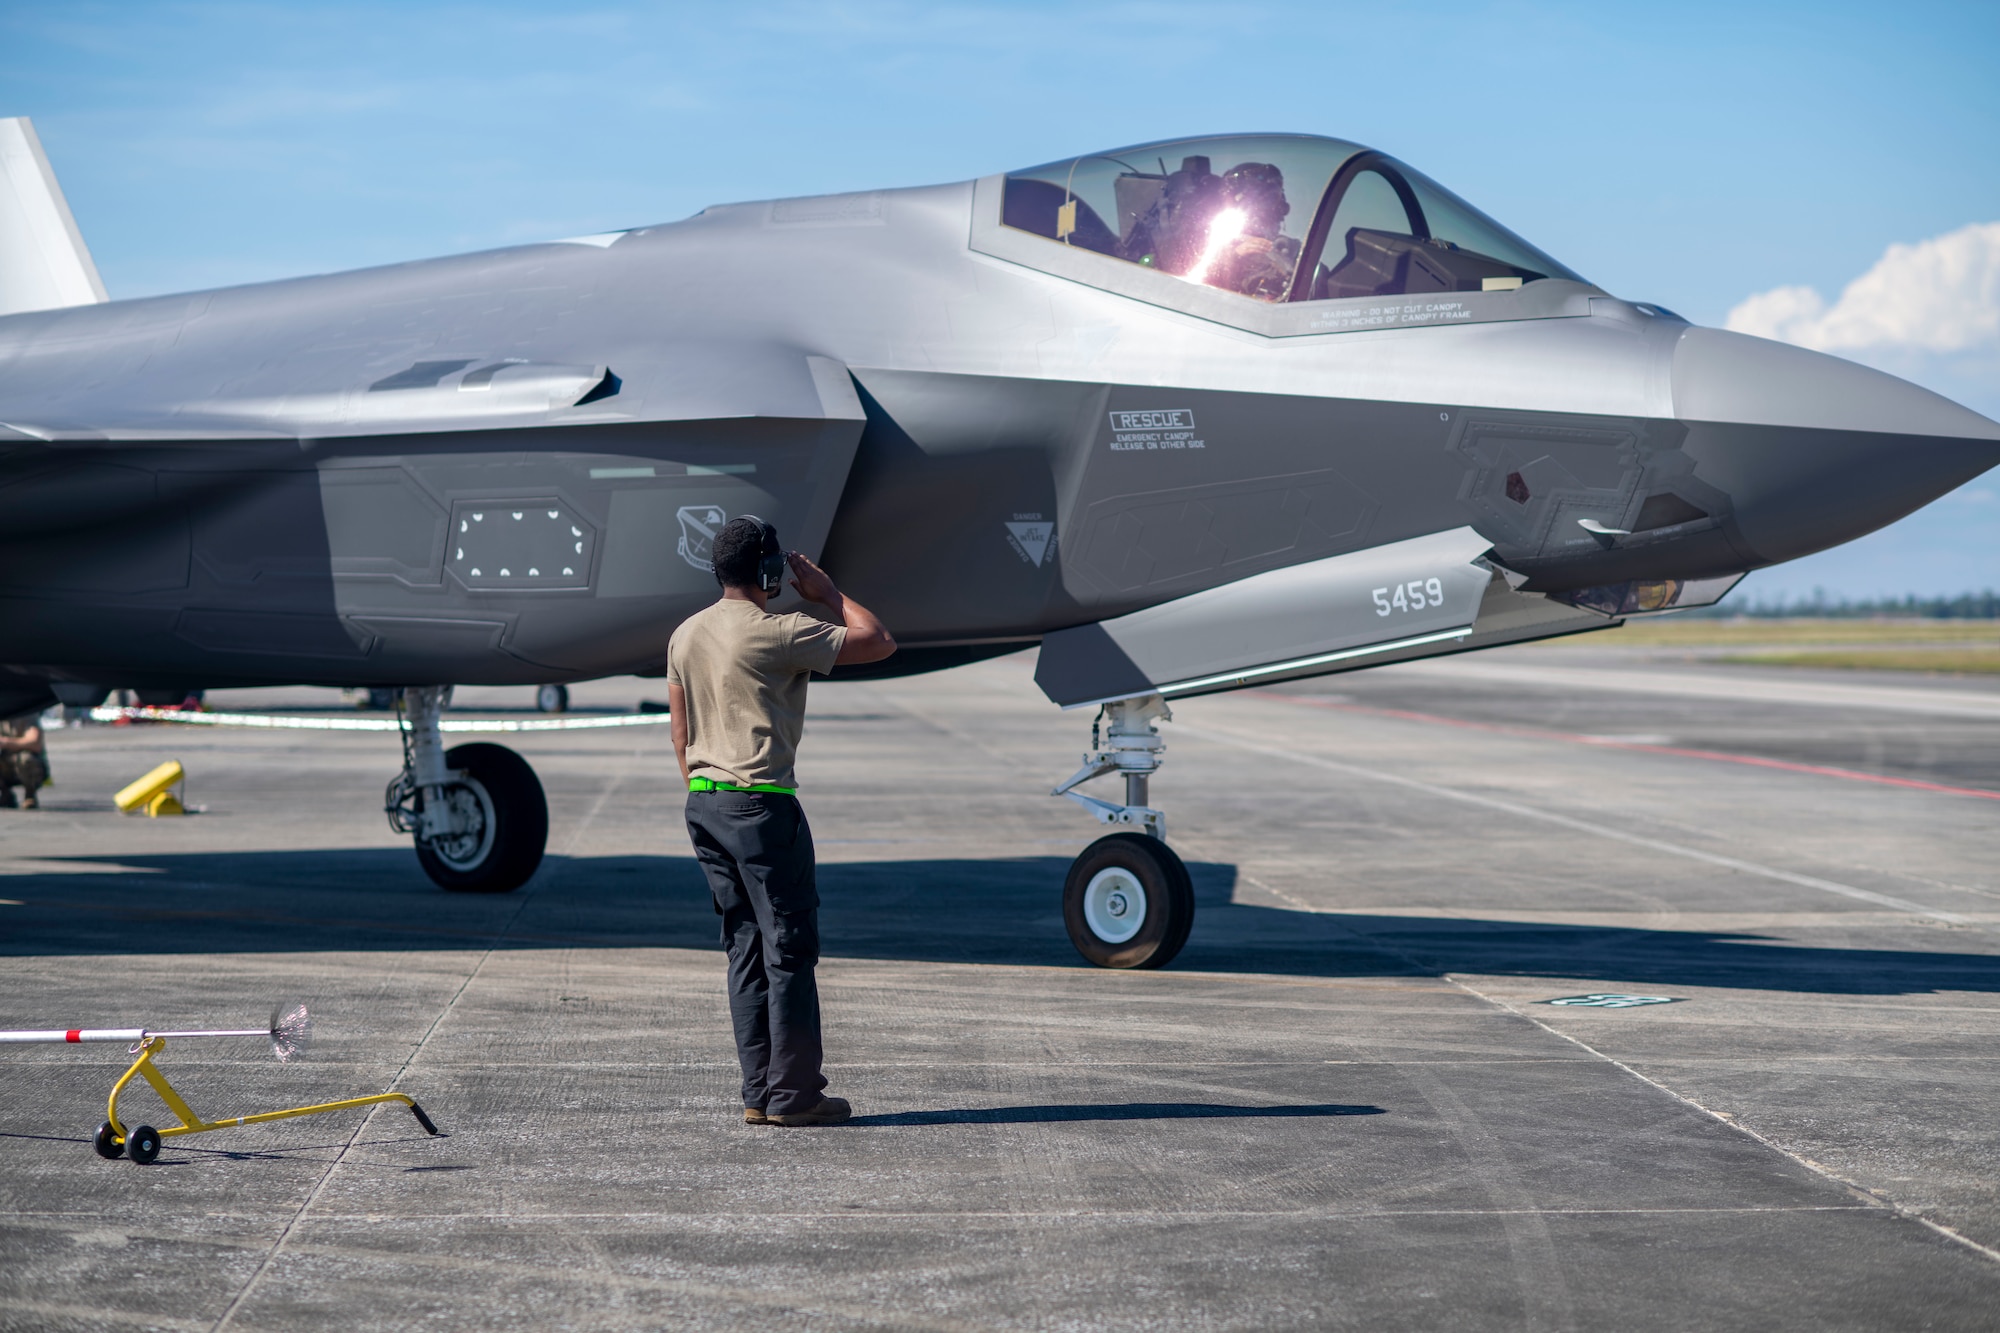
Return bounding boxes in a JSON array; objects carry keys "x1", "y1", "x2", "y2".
[{"x1": 1250, "y1": 690, "x2": 2000, "y2": 803}]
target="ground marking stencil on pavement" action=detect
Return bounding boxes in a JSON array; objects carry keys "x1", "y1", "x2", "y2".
[{"x1": 1543, "y1": 994, "x2": 1681, "y2": 1008}]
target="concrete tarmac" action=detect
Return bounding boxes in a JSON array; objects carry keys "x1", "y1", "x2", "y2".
[{"x1": 3, "y1": 643, "x2": 1999, "y2": 1330}]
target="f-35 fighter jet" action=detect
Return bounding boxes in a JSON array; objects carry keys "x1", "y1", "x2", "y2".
[{"x1": 3, "y1": 121, "x2": 1995, "y2": 967}]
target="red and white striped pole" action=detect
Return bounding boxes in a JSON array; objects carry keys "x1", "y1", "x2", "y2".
[
  {"x1": 0, "y1": 1005, "x2": 310, "y2": 1061},
  {"x1": 0, "y1": 1028, "x2": 263, "y2": 1044}
]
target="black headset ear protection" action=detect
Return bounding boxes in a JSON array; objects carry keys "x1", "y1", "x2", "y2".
[{"x1": 738, "y1": 514, "x2": 787, "y2": 597}]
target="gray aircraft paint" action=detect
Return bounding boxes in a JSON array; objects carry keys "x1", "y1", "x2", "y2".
[
  {"x1": 1035, "y1": 527, "x2": 1495, "y2": 708},
  {"x1": 1, "y1": 134, "x2": 1996, "y2": 710}
]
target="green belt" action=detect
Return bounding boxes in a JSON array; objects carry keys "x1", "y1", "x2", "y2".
[{"x1": 687, "y1": 776, "x2": 797, "y2": 795}]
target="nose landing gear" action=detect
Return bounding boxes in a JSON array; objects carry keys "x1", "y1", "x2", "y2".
[
  {"x1": 385, "y1": 685, "x2": 548, "y2": 893},
  {"x1": 1052, "y1": 695, "x2": 1193, "y2": 969}
]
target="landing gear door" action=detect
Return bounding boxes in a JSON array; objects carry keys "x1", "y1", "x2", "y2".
[{"x1": 1034, "y1": 527, "x2": 1493, "y2": 708}]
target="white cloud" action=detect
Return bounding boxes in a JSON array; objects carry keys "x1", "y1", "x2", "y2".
[{"x1": 1725, "y1": 221, "x2": 2000, "y2": 353}]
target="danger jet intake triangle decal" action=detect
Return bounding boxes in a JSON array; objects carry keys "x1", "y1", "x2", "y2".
[{"x1": 1005, "y1": 520, "x2": 1054, "y2": 569}]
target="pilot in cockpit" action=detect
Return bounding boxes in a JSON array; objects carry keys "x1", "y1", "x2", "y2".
[
  {"x1": 1208, "y1": 162, "x2": 1300, "y2": 301},
  {"x1": 1118, "y1": 157, "x2": 1299, "y2": 301}
]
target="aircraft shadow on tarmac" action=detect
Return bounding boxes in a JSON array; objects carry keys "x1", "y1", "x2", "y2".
[{"x1": 5, "y1": 848, "x2": 1998, "y2": 998}]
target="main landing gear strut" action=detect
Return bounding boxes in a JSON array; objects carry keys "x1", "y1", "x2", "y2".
[
  {"x1": 385, "y1": 686, "x2": 548, "y2": 893},
  {"x1": 1051, "y1": 694, "x2": 1194, "y2": 969}
]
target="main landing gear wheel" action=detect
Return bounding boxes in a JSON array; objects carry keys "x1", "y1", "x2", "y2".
[
  {"x1": 414, "y1": 743, "x2": 547, "y2": 893},
  {"x1": 1062, "y1": 833, "x2": 1194, "y2": 970},
  {"x1": 535, "y1": 684, "x2": 569, "y2": 714}
]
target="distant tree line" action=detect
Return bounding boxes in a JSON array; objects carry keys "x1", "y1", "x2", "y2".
[{"x1": 1689, "y1": 589, "x2": 2000, "y2": 619}]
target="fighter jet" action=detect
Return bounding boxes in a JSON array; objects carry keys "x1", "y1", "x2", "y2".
[{"x1": 3, "y1": 121, "x2": 1995, "y2": 967}]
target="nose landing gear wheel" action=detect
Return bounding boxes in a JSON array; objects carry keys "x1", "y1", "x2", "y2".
[
  {"x1": 414, "y1": 742, "x2": 548, "y2": 893},
  {"x1": 535, "y1": 683, "x2": 569, "y2": 714},
  {"x1": 1062, "y1": 832, "x2": 1194, "y2": 969}
]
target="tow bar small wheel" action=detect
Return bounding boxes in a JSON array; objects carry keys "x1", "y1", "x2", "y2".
[
  {"x1": 93, "y1": 1122, "x2": 124, "y2": 1160},
  {"x1": 535, "y1": 683, "x2": 569, "y2": 714},
  {"x1": 1062, "y1": 832, "x2": 1195, "y2": 970},
  {"x1": 414, "y1": 743, "x2": 547, "y2": 894},
  {"x1": 125, "y1": 1125, "x2": 162, "y2": 1164}
]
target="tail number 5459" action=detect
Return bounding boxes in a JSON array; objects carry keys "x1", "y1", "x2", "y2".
[{"x1": 1373, "y1": 578, "x2": 1445, "y2": 616}]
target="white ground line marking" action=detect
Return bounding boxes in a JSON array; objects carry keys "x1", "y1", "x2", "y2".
[
  {"x1": 1452, "y1": 975, "x2": 2000, "y2": 1268},
  {"x1": 1177, "y1": 722, "x2": 1973, "y2": 925},
  {"x1": 1217, "y1": 823, "x2": 2000, "y2": 1266}
]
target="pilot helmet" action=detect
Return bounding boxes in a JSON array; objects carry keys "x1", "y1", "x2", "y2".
[{"x1": 1221, "y1": 162, "x2": 1289, "y2": 233}]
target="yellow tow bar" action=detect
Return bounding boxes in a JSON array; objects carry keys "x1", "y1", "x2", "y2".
[{"x1": 98, "y1": 1036, "x2": 440, "y2": 1163}]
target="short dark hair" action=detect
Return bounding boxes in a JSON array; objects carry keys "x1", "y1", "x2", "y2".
[{"x1": 710, "y1": 517, "x2": 771, "y2": 589}]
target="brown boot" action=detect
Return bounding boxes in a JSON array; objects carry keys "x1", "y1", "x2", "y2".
[
  {"x1": 743, "y1": 1106, "x2": 771, "y2": 1125},
  {"x1": 19, "y1": 791, "x2": 36, "y2": 810},
  {"x1": 769, "y1": 1095, "x2": 851, "y2": 1127}
]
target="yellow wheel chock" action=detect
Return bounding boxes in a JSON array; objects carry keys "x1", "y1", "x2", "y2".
[
  {"x1": 114, "y1": 760, "x2": 186, "y2": 816},
  {"x1": 95, "y1": 1035, "x2": 439, "y2": 1164}
]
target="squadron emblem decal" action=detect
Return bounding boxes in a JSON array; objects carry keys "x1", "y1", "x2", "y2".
[
  {"x1": 676, "y1": 504, "x2": 728, "y2": 572},
  {"x1": 1005, "y1": 516, "x2": 1055, "y2": 568}
]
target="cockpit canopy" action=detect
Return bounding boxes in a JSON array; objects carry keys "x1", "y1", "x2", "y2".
[{"x1": 1002, "y1": 135, "x2": 1582, "y2": 304}]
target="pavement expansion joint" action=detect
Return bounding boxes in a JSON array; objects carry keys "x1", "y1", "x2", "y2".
[{"x1": 207, "y1": 846, "x2": 555, "y2": 1331}]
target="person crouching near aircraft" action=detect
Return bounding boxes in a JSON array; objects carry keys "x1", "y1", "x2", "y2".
[
  {"x1": 667, "y1": 518, "x2": 896, "y2": 1127},
  {"x1": 0, "y1": 708, "x2": 48, "y2": 809}
]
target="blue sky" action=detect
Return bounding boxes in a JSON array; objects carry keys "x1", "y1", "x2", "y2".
[{"x1": 4, "y1": 1, "x2": 1995, "y2": 599}]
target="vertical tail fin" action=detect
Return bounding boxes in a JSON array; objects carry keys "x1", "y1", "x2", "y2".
[{"x1": 0, "y1": 116, "x2": 107, "y2": 316}]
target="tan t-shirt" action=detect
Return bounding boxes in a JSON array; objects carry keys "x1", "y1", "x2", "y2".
[{"x1": 665, "y1": 598, "x2": 846, "y2": 788}]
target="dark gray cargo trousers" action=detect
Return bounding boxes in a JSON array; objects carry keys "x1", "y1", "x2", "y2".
[{"x1": 684, "y1": 790, "x2": 827, "y2": 1117}]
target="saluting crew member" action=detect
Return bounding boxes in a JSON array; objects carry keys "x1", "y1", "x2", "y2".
[{"x1": 667, "y1": 518, "x2": 895, "y2": 1127}]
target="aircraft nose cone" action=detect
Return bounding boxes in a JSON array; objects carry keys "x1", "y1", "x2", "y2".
[{"x1": 1672, "y1": 327, "x2": 2000, "y2": 565}]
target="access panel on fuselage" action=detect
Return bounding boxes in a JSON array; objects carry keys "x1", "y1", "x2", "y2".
[
  {"x1": 322, "y1": 415, "x2": 861, "y2": 679},
  {"x1": 1058, "y1": 388, "x2": 1473, "y2": 618}
]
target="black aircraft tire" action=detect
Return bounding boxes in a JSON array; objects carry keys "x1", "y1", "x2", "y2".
[
  {"x1": 1062, "y1": 833, "x2": 1195, "y2": 970},
  {"x1": 414, "y1": 743, "x2": 548, "y2": 894}
]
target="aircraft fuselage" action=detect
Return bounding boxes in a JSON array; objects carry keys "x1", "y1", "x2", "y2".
[{"x1": 1, "y1": 153, "x2": 1994, "y2": 704}]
